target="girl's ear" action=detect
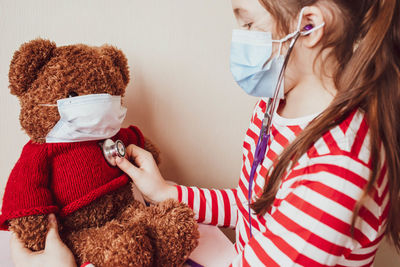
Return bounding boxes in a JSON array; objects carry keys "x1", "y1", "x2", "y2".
[
  {"x1": 301, "y1": 6, "x2": 325, "y2": 48},
  {"x1": 9, "y1": 38, "x2": 56, "y2": 96}
]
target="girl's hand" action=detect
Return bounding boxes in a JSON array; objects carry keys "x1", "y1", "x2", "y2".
[
  {"x1": 116, "y1": 144, "x2": 178, "y2": 203},
  {"x1": 10, "y1": 214, "x2": 77, "y2": 267}
]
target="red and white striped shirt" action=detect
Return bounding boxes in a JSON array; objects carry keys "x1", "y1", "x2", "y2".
[{"x1": 177, "y1": 99, "x2": 389, "y2": 266}]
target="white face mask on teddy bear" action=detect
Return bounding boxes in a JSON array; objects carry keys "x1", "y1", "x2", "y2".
[{"x1": 40, "y1": 93, "x2": 127, "y2": 143}]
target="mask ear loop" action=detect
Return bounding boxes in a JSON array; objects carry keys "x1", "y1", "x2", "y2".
[
  {"x1": 268, "y1": 40, "x2": 283, "y2": 60},
  {"x1": 39, "y1": 104, "x2": 58, "y2": 107},
  {"x1": 277, "y1": 41, "x2": 283, "y2": 57},
  {"x1": 296, "y1": 7, "x2": 307, "y2": 32},
  {"x1": 270, "y1": 6, "x2": 307, "y2": 59},
  {"x1": 264, "y1": 7, "x2": 325, "y2": 69},
  {"x1": 271, "y1": 6, "x2": 307, "y2": 44}
]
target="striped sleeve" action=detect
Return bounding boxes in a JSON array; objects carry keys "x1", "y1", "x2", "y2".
[
  {"x1": 176, "y1": 185, "x2": 238, "y2": 228},
  {"x1": 229, "y1": 153, "x2": 386, "y2": 266}
]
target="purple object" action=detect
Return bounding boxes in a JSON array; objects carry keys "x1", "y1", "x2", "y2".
[
  {"x1": 304, "y1": 24, "x2": 314, "y2": 31},
  {"x1": 185, "y1": 259, "x2": 205, "y2": 267},
  {"x1": 248, "y1": 124, "x2": 270, "y2": 238}
]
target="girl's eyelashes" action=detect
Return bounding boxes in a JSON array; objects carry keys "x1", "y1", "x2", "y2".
[{"x1": 243, "y1": 22, "x2": 253, "y2": 30}]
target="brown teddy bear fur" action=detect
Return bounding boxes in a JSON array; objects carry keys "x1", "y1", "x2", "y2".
[
  {"x1": 64, "y1": 196, "x2": 199, "y2": 267},
  {"x1": 7, "y1": 38, "x2": 199, "y2": 266}
]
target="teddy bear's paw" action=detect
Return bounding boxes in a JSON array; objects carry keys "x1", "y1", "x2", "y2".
[
  {"x1": 9, "y1": 214, "x2": 49, "y2": 251},
  {"x1": 101, "y1": 221, "x2": 154, "y2": 267},
  {"x1": 149, "y1": 198, "x2": 189, "y2": 216},
  {"x1": 147, "y1": 200, "x2": 200, "y2": 267},
  {"x1": 64, "y1": 219, "x2": 153, "y2": 267}
]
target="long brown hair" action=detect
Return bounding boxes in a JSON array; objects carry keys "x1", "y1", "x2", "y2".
[{"x1": 252, "y1": 0, "x2": 400, "y2": 250}]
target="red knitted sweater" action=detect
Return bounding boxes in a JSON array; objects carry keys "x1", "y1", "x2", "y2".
[{"x1": 0, "y1": 126, "x2": 145, "y2": 230}]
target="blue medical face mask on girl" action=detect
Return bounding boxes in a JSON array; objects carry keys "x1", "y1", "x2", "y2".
[{"x1": 230, "y1": 7, "x2": 325, "y2": 98}]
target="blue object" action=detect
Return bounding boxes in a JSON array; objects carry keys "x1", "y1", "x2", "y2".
[{"x1": 230, "y1": 29, "x2": 285, "y2": 98}]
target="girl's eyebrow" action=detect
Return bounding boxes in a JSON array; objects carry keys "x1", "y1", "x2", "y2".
[
  {"x1": 234, "y1": 7, "x2": 247, "y2": 18},
  {"x1": 234, "y1": 7, "x2": 251, "y2": 21},
  {"x1": 233, "y1": 8, "x2": 242, "y2": 16}
]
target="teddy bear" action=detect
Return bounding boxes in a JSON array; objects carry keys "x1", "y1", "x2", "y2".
[{"x1": 0, "y1": 38, "x2": 199, "y2": 266}]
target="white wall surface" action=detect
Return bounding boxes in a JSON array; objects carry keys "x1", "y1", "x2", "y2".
[{"x1": 0, "y1": 0, "x2": 398, "y2": 265}]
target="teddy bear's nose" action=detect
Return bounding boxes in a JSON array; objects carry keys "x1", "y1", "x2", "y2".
[{"x1": 68, "y1": 91, "x2": 79, "y2": 98}]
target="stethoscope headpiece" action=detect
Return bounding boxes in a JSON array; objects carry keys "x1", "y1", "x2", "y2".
[{"x1": 99, "y1": 139, "x2": 126, "y2": 166}]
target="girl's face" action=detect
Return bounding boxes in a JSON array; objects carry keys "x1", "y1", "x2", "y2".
[{"x1": 230, "y1": 0, "x2": 309, "y2": 95}]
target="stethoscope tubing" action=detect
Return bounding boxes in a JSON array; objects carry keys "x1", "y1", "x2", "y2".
[{"x1": 248, "y1": 31, "x2": 301, "y2": 238}]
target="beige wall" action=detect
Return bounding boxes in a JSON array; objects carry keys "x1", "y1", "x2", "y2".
[{"x1": 0, "y1": 0, "x2": 398, "y2": 265}]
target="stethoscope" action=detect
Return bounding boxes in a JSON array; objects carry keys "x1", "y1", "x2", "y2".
[
  {"x1": 247, "y1": 30, "x2": 304, "y2": 238},
  {"x1": 99, "y1": 139, "x2": 126, "y2": 166}
]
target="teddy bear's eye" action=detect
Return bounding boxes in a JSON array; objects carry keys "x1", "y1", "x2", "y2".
[{"x1": 68, "y1": 91, "x2": 79, "y2": 98}]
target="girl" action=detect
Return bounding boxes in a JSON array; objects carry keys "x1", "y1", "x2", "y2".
[{"x1": 11, "y1": 0, "x2": 400, "y2": 266}]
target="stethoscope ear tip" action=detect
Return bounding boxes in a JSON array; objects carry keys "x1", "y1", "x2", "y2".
[{"x1": 304, "y1": 24, "x2": 314, "y2": 31}]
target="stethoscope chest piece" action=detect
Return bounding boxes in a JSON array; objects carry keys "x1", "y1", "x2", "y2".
[{"x1": 100, "y1": 139, "x2": 126, "y2": 166}]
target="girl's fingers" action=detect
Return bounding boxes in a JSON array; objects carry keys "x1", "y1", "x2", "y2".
[
  {"x1": 45, "y1": 214, "x2": 74, "y2": 260},
  {"x1": 116, "y1": 157, "x2": 142, "y2": 183},
  {"x1": 10, "y1": 214, "x2": 76, "y2": 267},
  {"x1": 124, "y1": 144, "x2": 155, "y2": 169},
  {"x1": 45, "y1": 214, "x2": 61, "y2": 246},
  {"x1": 10, "y1": 232, "x2": 32, "y2": 262},
  {"x1": 116, "y1": 144, "x2": 166, "y2": 203}
]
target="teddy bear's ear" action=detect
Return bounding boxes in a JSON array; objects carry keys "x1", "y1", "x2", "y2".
[
  {"x1": 101, "y1": 45, "x2": 130, "y2": 86},
  {"x1": 9, "y1": 38, "x2": 56, "y2": 96}
]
